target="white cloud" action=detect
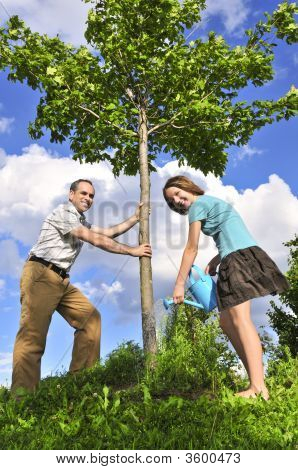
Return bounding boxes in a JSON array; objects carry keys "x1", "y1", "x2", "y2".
[
  {"x1": 0, "y1": 279, "x2": 6, "y2": 298},
  {"x1": 73, "y1": 280, "x2": 124, "y2": 305},
  {"x1": 0, "y1": 144, "x2": 120, "y2": 247},
  {"x1": 0, "y1": 147, "x2": 296, "y2": 325},
  {"x1": 153, "y1": 161, "x2": 296, "y2": 277},
  {"x1": 234, "y1": 174, "x2": 297, "y2": 268},
  {"x1": 73, "y1": 280, "x2": 101, "y2": 299},
  {"x1": 1, "y1": 147, "x2": 296, "y2": 278},
  {"x1": 149, "y1": 163, "x2": 297, "y2": 330},
  {"x1": 233, "y1": 144, "x2": 264, "y2": 165},
  {"x1": 0, "y1": 351, "x2": 12, "y2": 367},
  {"x1": 293, "y1": 53, "x2": 298, "y2": 66},
  {"x1": 2, "y1": 0, "x2": 251, "y2": 49},
  {"x1": 2, "y1": 0, "x2": 90, "y2": 45},
  {"x1": 101, "y1": 281, "x2": 124, "y2": 297},
  {"x1": 0, "y1": 117, "x2": 14, "y2": 134},
  {"x1": 0, "y1": 148, "x2": 7, "y2": 167},
  {"x1": 0, "y1": 240, "x2": 23, "y2": 278},
  {"x1": 272, "y1": 66, "x2": 289, "y2": 82},
  {"x1": 0, "y1": 352, "x2": 13, "y2": 374},
  {"x1": 203, "y1": 0, "x2": 250, "y2": 34}
]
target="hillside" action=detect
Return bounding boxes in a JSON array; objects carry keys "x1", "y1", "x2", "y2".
[{"x1": 0, "y1": 307, "x2": 297, "y2": 450}]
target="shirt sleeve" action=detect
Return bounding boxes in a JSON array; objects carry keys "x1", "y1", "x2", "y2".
[
  {"x1": 48, "y1": 206, "x2": 82, "y2": 235},
  {"x1": 83, "y1": 220, "x2": 92, "y2": 230},
  {"x1": 188, "y1": 200, "x2": 209, "y2": 224}
]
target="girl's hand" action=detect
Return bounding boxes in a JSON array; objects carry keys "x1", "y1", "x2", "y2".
[
  {"x1": 173, "y1": 284, "x2": 185, "y2": 304},
  {"x1": 205, "y1": 258, "x2": 219, "y2": 276}
]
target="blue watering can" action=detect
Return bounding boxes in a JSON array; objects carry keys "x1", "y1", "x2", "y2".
[{"x1": 163, "y1": 265, "x2": 217, "y2": 312}]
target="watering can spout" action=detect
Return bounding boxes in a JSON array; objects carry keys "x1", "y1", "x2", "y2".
[{"x1": 163, "y1": 298, "x2": 172, "y2": 310}]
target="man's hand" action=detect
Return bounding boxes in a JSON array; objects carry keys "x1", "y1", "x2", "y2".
[
  {"x1": 130, "y1": 244, "x2": 152, "y2": 257},
  {"x1": 134, "y1": 202, "x2": 151, "y2": 222},
  {"x1": 173, "y1": 284, "x2": 185, "y2": 304}
]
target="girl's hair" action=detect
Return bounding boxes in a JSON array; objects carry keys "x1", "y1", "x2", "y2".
[{"x1": 163, "y1": 175, "x2": 205, "y2": 215}]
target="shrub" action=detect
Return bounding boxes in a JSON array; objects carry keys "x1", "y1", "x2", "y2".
[
  {"x1": 103, "y1": 340, "x2": 145, "y2": 388},
  {"x1": 148, "y1": 304, "x2": 240, "y2": 394},
  {"x1": 0, "y1": 308, "x2": 296, "y2": 450}
]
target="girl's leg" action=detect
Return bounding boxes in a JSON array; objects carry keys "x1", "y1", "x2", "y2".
[{"x1": 220, "y1": 300, "x2": 269, "y2": 399}]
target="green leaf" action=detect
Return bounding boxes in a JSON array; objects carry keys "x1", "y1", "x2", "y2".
[{"x1": 46, "y1": 66, "x2": 57, "y2": 76}]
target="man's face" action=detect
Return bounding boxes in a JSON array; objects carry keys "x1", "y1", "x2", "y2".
[{"x1": 69, "y1": 182, "x2": 95, "y2": 213}]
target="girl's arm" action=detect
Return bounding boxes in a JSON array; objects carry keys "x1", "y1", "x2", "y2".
[{"x1": 173, "y1": 221, "x2": 201, "y2": 304}]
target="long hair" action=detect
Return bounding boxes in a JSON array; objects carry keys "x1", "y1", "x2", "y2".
[{"x1": 163, "y1": 175, "x2": 205, "y2": 215}]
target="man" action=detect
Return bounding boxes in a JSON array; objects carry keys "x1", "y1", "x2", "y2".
[{"x1": 11, "y1": 179, "x2": 152, "y2": 395}]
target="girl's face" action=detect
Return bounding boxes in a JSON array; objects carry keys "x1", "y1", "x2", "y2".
[{"x1": 165, "y1": 186, "x2": 198, "y2": 211}]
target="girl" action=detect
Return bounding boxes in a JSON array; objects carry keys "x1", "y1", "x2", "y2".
[{"x1": 163, "y1": 175, "x2": 289, "y2": 400}]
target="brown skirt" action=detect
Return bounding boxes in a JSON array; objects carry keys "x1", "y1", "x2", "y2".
[{"x1": 216, "y1": 246, "x2": 290, "y2": 311}]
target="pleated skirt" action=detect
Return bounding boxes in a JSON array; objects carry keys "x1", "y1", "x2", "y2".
[{"x1": 216, "y1": 246, "x2": 290, "y2": 310}]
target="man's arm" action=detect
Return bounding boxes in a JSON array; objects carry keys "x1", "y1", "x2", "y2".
[
  {"x1": 90, "y1": 203, "x2": 143, "y2": 238},
  {"x1": 70, "y1": 225, "x2": 152, "y2": 257}
]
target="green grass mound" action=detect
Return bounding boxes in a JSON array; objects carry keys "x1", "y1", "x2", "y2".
[{"x1": 0, "y1": 306, "x2": 297, "y2": 450}]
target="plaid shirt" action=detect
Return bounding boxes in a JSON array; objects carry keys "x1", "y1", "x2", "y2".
[{"x1": 30, "y1": 202, "x2": 91, "y2": 271}]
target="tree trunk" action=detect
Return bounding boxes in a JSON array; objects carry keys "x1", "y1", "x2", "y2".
[{"x1": 138, "y1": 108, "x2": 157, "y2": 355}]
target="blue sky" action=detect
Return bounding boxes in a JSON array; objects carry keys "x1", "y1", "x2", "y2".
[{"x1": 0, "y1": 0, "x2": 297, "y2": 386}]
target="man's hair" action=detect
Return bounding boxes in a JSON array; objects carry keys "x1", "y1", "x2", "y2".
[
  {"x1": 163, "y1": 175, "x2": 205, "y2": 215},
  {"x1": 70, "y1": 179, "x2": 94, "y2": 192}
]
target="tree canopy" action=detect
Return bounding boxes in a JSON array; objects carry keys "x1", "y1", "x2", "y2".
[
  {"x1": 0, "y1": 0, "x2": 297, "y2": 177},
  {"x1": 0, "y1": 0, "x2": 297, "y2": 354}
]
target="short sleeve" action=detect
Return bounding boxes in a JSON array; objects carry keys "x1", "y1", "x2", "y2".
[
  {"x1": 188, "y1": 200, "x2": 209, "y2": 224},
  {"x1": 84, "y1": 220, "x2": 92, "y2": 230},
  {"x1": 48, "y1": 205, "x2": 82, "y2": 235}
]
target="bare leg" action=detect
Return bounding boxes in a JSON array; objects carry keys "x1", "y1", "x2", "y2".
[
  {"x1": 220, "y1": 309, "x2": 249, "y2": 372},
  {"x1": 220, "y1": 301, "x2": 269, "y2": 400}
]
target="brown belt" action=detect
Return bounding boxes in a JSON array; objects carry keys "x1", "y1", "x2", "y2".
[{"x1": 28, "y1": 255, "x2": 69, "y2": 279}]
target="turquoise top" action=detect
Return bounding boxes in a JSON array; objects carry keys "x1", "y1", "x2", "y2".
[{"x1": 188, "y1": 195, "x2": 257, "y2": 260}]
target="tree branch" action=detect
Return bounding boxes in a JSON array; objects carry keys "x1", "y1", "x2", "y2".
[
  {"x1": 78, "y1": 104, "x2": 101, "y2": 119},
  {"x1": 148, "y1": 110, "x2": 184, "y2": 135},
  {"x1": 78, "y1": 105, "x2": 138, "y2": 137},
  {"x1": 171, "y1": 123, "x2": 187, "y2": 129}
]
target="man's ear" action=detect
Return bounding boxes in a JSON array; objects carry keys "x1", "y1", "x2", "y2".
[{"x1": 69, "y1": 190, "x2": 74, "y2": 201}]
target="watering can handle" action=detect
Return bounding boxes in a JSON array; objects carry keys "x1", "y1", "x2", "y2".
[{"x1": 188, "y1": 265, "x2": 207, "y2": 285}]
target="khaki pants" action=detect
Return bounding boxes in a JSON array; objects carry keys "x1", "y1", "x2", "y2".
[{"x1": 11, "y1": 261, "x2": 101, "y2": 393}]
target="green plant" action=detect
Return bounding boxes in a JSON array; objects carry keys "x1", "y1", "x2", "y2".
[
  {"x1": 103, "y1": 340, "x2": 145, "y2": 387},
  {"x1": 148, "y1": 304, "x2": 240, "y2": 394},
  {"x1": 267, "y1": 236, "x2": 298, "y2": 357},
  {"x1": 0, "y1": 344, "x2": 297, "y2": 449}
]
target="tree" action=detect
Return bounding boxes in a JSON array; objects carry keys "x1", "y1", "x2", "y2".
[
  {"x1": 0, "y1": 0, "x2": 297, "y2": 355},
  {"x1": 267, "y1": 236, "x2": 298, "y2": 357}
]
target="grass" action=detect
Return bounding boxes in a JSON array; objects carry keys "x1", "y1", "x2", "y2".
[{"x1": 0, "y1": 305, "x2": 297, "y2": 450}]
